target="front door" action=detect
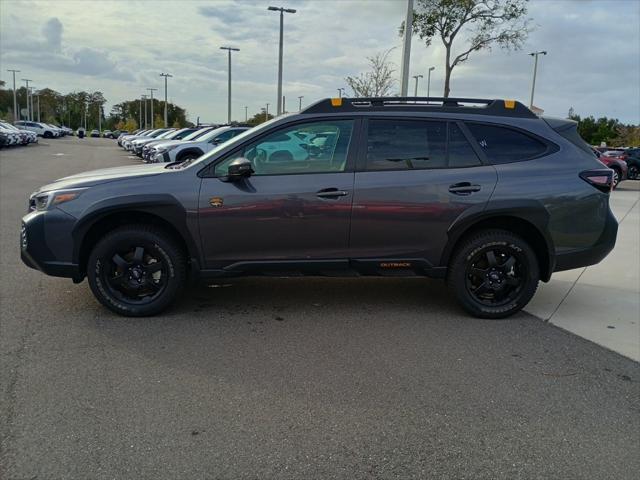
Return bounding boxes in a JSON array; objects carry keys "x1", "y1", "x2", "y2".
[
  {"x1": 350, "y1": 118, "x2": 497, "y2": 267},
  {"x1": 198, "y1": 119, "x2": 358, "y2": 269}
]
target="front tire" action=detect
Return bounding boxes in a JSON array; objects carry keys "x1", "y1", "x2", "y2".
[
  {"x1": 43, "y1": 131, "x2": 53, "y2": 139},
  {"x1": 87, "y1": 226, "x2": 186, "y2": 316},
  {"x1": 447, "y1": 229, "x2": 540, "y2": 319},
  {"x1": 628, "y1": 165, "x2": 638, "y2": 180}
]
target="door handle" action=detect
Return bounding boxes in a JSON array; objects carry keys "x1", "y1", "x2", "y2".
[
  {"x1": 448, "y1": 182, "x2": 481, "y2": 195},
  {"x1": 316, "y1": 188, "x2": 349, "y2": 199}
]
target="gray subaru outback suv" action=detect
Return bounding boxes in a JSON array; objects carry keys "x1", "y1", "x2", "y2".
[{"x1": 21, "y1": 97, "x2": 617, "y2": 318}]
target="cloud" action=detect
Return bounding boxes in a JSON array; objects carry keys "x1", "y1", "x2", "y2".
[
  {"x1": 42, "y1": 17, "x2": 63, "y2": 52},
  {"x1": 1, "y1": 0, "x2": 638, "y2": 124}
]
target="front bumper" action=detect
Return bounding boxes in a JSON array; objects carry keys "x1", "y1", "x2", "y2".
[
  {"x1": 20, "y1": 209, "x2": 81, "y2": 279},
  {"x1": 554, "y1": 207, "x2": 618, "y2": 272}
]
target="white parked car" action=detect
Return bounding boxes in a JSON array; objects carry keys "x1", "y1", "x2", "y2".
[
  {"x1": 150, "y1": 126, "x2": 249, "y2": 163},
  {"x1": 14, "y1": 121, "x2": 59, "y2": 138},
  {"x1": 0, "y1": 121, "x2": 37, "y2": 144}
]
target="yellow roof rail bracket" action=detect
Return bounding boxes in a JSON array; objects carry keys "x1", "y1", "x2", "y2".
[
  {"x1": 330, "y1": 98, "x2": 343, "y2": 107},
  {"x1": 504, "y1": 100, "x2": 516, "y2": 109}
]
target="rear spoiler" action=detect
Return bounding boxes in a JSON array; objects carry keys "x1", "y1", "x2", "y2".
[{"x1": 542, "y1": 116, "x2": 577, "y2": 132}]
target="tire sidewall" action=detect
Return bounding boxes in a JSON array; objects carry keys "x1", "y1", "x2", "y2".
[{"x1": 87, "y1": 228, "x2": 185, "y2": 316}]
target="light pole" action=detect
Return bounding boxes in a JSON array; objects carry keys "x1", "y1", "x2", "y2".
[
  {"x1": 399, "y1": 0, "x2": 413, "y2": 96},
  {"x1": 142, "y1": 94, "x2": 148, "y2": 129},
  {"x1": 220, "y1": 46, "x2": 240, "y2": 124},
  {"x1": 265, "y1": 103, "x2": 270, "y2": 122},
  {"x1": 298, "y1": 95, "x2": 303, "y2": 111},
  {"x1": 147, "y1": 88, "x2": 157, "y2": 128},
  {"x1": 7, "y1": 69, "x2": 20, "y2": 122},
  {"x1": 160, "y1": 73, "x2": 173, "y2": 127},
  {"x1": 412, "y1": 74, "x2": 423, "y2": 97},
  {"x1": 22, "y1": 79, "x2": 32, "y2": 120},
  {"x1": 268, "y1": 6, "x2": 296, "y2": 115},
  {"x1": 244, "y1": 106, "x2": 248, "y2": 122},
  {"x1": 426, "y1": 66, "x2": 435, "y2": 99},
  {"x1": 337, "y1": 88, "x2": 345, "y2": 98},
  {"x1": 36, "y1": 91, "x2": 40, "y2": 122},
  {"x1": 529, "y1": 51, "x2": 547, "y2": 109},
  {"x1": 139, "y1": 96, "x2": 144, "y2": 129},
  {"x1": 29, "y1": 88, "x2": 34, "y2": 123}
]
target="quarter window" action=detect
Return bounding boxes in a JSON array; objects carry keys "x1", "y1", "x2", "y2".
[
  {"x1": 214, "y1": 120, "x2": 354, "y2": 176},
  {"x1": 466, "y1": 123, "x2": 547, "y2": 164},
  {"x1": 366, "y1": 119, "x2": 447, "y2": 170}
]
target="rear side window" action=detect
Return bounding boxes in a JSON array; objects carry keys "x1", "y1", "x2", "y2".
[
  {"x1": 466, "y1": 123, "x2": 547, "y2": 164},
  {"x1": 366, "y1": 119, "x2": 447, "y2": 170}
]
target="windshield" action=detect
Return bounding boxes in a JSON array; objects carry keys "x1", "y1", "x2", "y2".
[
  {"x1": 170, "y1": 119, "x2": 278, "y2": 170},
  {"x1": 192, "y1": 127, "x2": 230, "y2": 142},
  {"x1": 182, "y1": 127, "x2": 213, "y2": 141},
  {"x1": 155, "y1": 130, "x2": 177, "y2": 139}
]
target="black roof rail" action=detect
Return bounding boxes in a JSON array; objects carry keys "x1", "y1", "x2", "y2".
[{"x1": 301, "y1": 97, "x2": 537, "y2": 119}]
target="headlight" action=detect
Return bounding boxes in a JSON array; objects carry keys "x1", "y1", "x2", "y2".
[{"x1": 32, "y1": 188, "x2": 87, "y2": 211}]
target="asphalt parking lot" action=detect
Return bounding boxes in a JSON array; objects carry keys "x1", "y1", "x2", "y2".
[{"x1": 1, "y1": 138, "x2": 639, "y2": 479}]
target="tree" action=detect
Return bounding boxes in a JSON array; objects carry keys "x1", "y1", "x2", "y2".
[
  {"x1": 246, "y1": 111, "x2": 274, "y2": 127},
  {"x1": 403, "y1": 0, "x2": 531, "y2": 97},
  {"x1": 345, "y1": 49, "x2": 396, "y2": 97}
]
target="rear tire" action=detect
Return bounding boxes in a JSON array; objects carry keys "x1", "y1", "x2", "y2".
[
  {"x1": 447, "y1": 229, "x2": 540, "y2": 319},
  {"x1": 87, "y1": 226, "x2": 186, "y2": 316},
  {"x1": 628, "y1": 165, "x2": 638, "y2": 180}
]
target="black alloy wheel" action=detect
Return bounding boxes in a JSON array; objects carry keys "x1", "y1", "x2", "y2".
[
  {"x1": 87, "y1": 226, "x2": 186, "y2": 316},
  {"x1": 465, "y1": 247, "x2": 526, "y2": 307},
  {"x1": 447, "y1": 229, "x2": 540, "y2": 319}
]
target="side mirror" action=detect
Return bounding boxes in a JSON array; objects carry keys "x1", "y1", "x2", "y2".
[{"x1": 223, "y1": 157, "x2": 254, "y2": 181}]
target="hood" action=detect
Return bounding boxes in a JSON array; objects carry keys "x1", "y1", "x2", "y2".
[
  {"x1": 152, "y1": 139, "x2": 184, "y2": 150},
  {"x1": 134, "y1": 136, "x2": 168, "y2": 145},
  {"x1": 36, "y1": 163, "x2": 172, "y2": 193}
]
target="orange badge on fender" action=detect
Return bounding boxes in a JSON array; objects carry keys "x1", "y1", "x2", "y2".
[{"x1": 209, "y1": 197, "x2": 224, "y2": 207}]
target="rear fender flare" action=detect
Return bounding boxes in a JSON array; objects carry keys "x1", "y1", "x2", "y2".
[{"x1": 441, "y1": 199, "x2": 555, "y2": 280}]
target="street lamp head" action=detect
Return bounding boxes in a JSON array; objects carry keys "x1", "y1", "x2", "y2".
[
  {"x1": 429, "y1": 66, "x2": 435, "y2": 72},
  {"x1": 220, "y1": 46, "x2": 240, "y2": 52},
  {"x1": 268, "y1": 6, "x2": 296, "y2": 13},
  {"x1": 541, "y1": 51, "x2": 548, "y2": 55}
]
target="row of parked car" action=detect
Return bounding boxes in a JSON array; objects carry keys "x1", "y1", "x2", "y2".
[
  {"x1": 0, "y1": 121, "x2": 39, "y2": 148},
  {"x1": 117, "y1": 125, "x2": 250, "y2": 163},
  {"x1": 13, "y1": 121, "x2": 74, "y2": 138},
  {"x1": 592, "y1": 146, "x2": 640, "y2": 186}
]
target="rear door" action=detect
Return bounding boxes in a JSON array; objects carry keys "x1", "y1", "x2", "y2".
[{"x1": 350, "y1": 118, "x2": 497, "y2": 268}]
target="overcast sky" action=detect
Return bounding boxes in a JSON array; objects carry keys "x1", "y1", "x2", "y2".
[{"x1": 1, "y1": 0, "x2": 639, "y2": 124}]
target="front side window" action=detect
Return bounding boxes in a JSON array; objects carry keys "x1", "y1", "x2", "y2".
[
  {"x1": 466, "y1": 123, "x2": 547, "y2": 164},
  {"x1": 214, "y1": 120, "x2": 354, "y2": 176},
  {"x1": 366, "y1": 119, "x2": 447, "y2": 171}
]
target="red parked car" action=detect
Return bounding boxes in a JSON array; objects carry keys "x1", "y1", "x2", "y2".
[{"x1": 592, "y1": 148, "x2": 628, "y2": 188}]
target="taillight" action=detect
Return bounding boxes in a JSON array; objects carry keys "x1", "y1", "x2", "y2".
[{"x1": 580, "y1": 169, "x2": 613, "y2": 193}]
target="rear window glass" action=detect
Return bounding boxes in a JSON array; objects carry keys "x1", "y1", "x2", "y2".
[
  {"x1": 466, "y1": 123, "x2": 547, "y2": 164},
  {"x1": 366, "y1": 119, "x2": 447, "y2": 170},
  {"x1": 448, "y1": 124, "x2": 481, "y2": 167}
]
